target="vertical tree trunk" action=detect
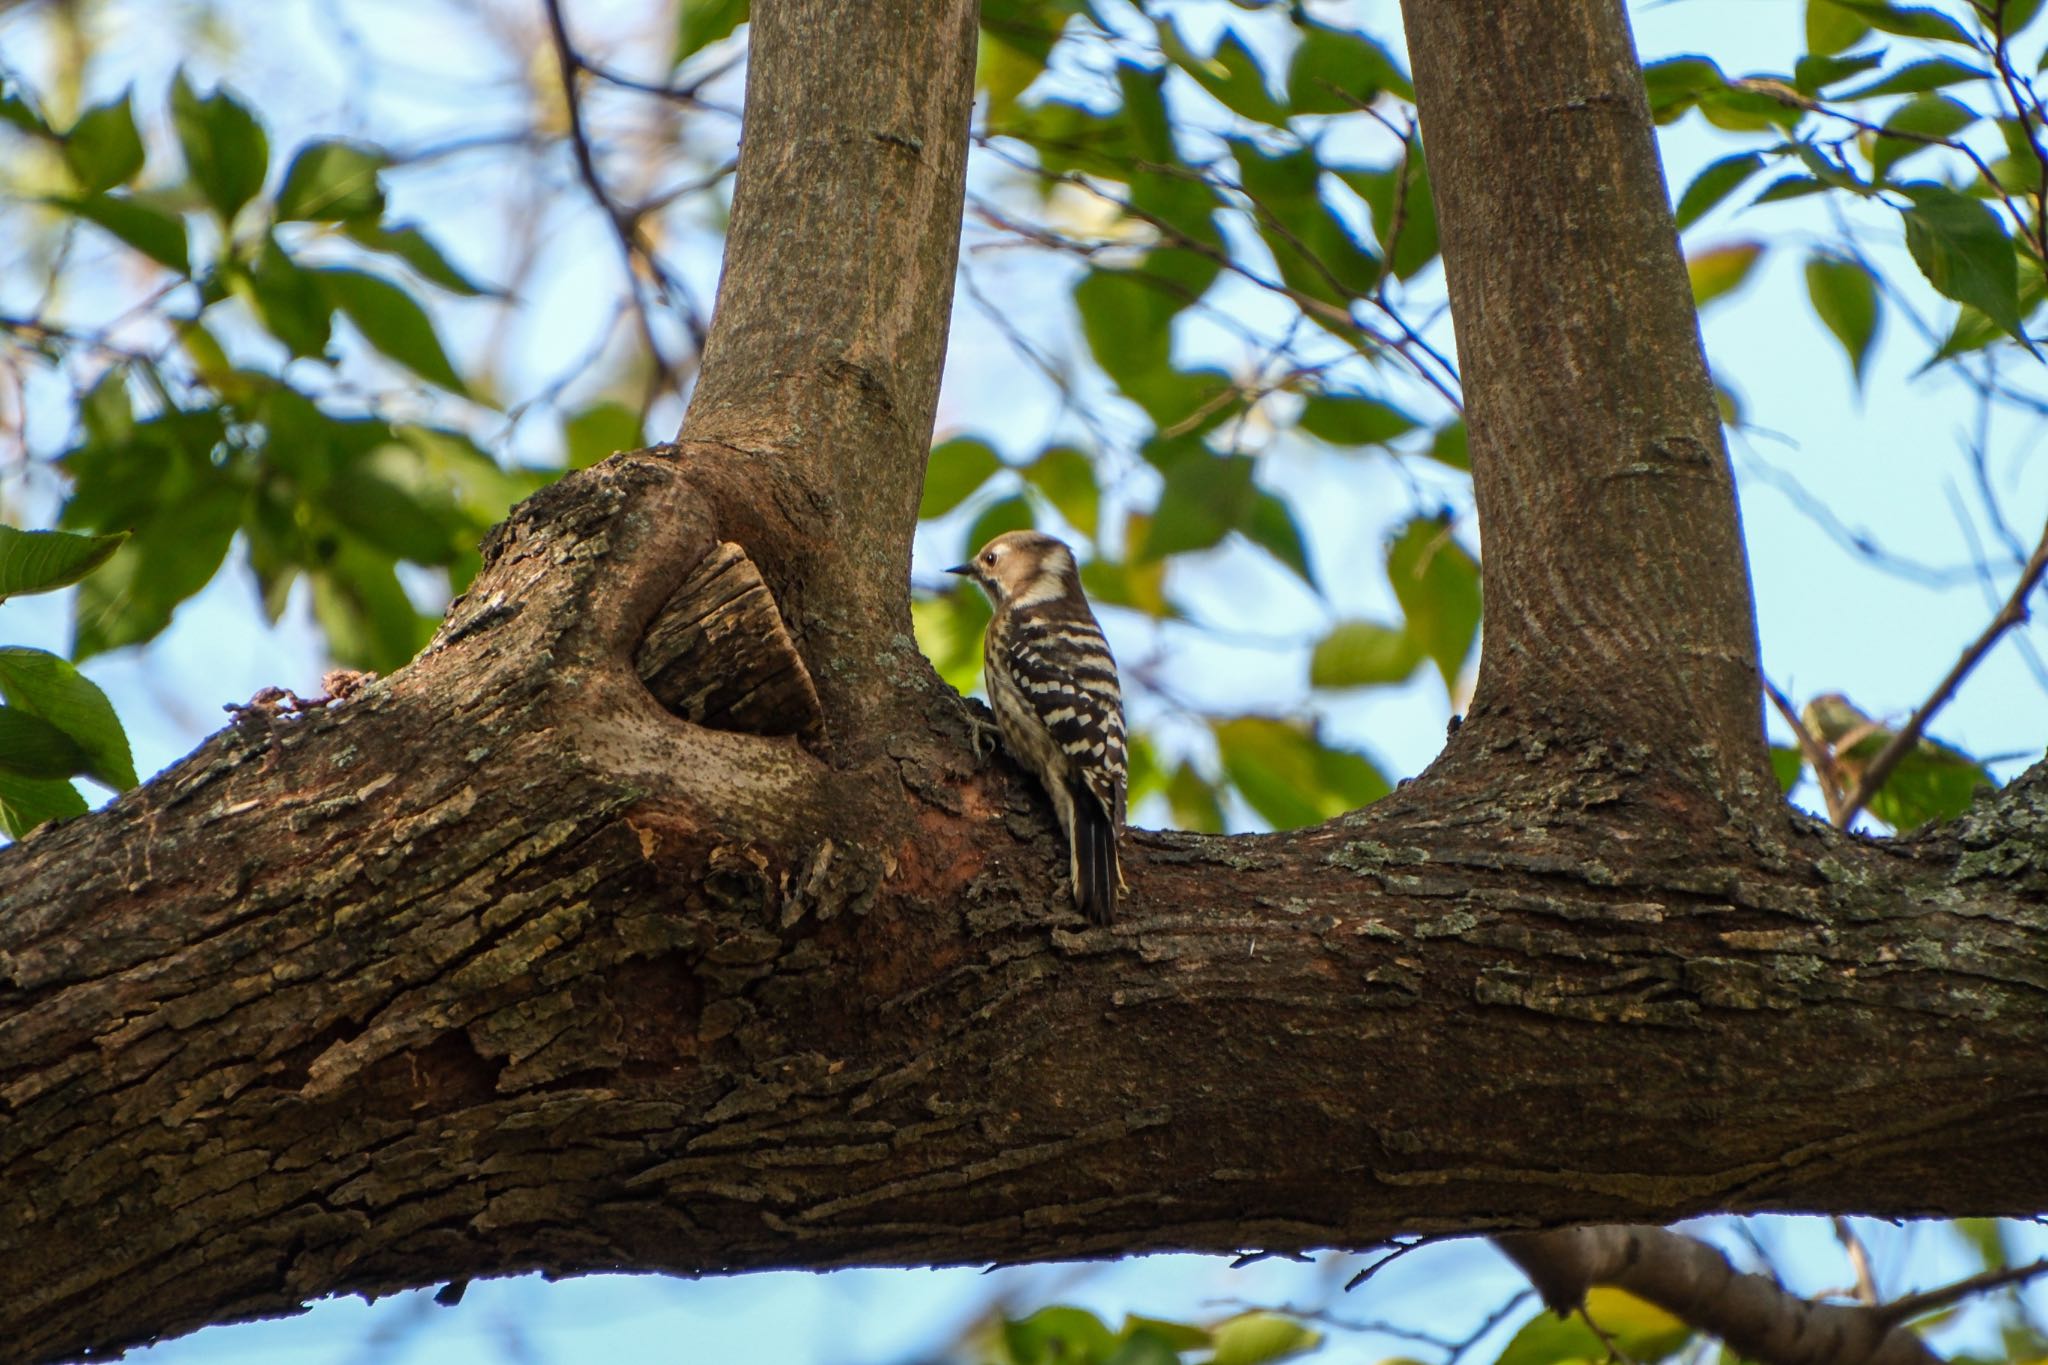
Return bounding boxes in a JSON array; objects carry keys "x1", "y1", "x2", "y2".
[{"x1": 1400, "y1": 0, "x2": 1773, "y2": 811}]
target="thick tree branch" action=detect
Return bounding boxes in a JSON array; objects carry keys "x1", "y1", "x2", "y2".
[
  {"x1": 1400, "y1": 0, "x2": 1774, "y2": 808},
  {"x1": 1498, "y1": 1226, "x2": 1939, "y2": 1365}
]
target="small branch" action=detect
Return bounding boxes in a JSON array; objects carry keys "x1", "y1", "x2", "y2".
[
  {"x1": 1765, "y1": 677, "x2": 1848, "y2": 825},
  {"x1": 1833, "y1": 1216, "x2": 1880, "y2": 1307},
  {"x1": 1876, "y1": 1254, "x2": 2048, "y2": 1327},
  {"x1": 539, "y1": 0, "x2": 683, "y2": 414},
  {"x1": 1839, "y1": 516, "x2": 2048, "y2": 825}
]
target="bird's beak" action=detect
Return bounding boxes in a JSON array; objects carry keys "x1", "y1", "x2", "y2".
[{"x1": 945, "y1": 563, "x2": 973, "y2": 577}]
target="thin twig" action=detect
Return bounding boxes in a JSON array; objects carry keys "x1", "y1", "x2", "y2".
[
  {"x1": 1833, "y1": 1216, "x2": 1880, "y2": 1307},
  {"x1": 1877, "y1": 1255, "x2": 2048, "y2": 1326},
  {"x1": 539, "y1": 0, "x2": 675, "y2": 415},
  {"x1": 1840, "y1": 515, "x2": 2048, "y2": 825},
  {"x1": 1764, "y1": 676, "x2": 1848, "y2": 825}
]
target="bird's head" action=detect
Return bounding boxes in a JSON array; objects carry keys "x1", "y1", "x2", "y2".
[{"x1": 948, "y1": 530, "x2": 1079, "y2": 609}]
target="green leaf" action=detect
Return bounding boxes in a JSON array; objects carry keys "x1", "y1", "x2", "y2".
[
  {"x1": 1871, "y1": 93, "x2": 1979, "y2": 181},
  {"x1": 1676, "y1": 152, "x2": 1766, "y2": 230},
  {"x1": 325, "y1": 443, "x2": 473, "y2": 564},
  {"x1": 0, "y1": 773, "x2": 89, "y2": 839},
  {"x1": 1338, "y1": 144, "x2": 1440, "y2": 280},
  {"x1": 1752, "y1": 173, "x2": 1829, "y2": 204},
  {"x1": 1311, "y1": 620, "x2": 1421, "y2": 688},
  {"x1": 922, "y1": 437, "x2": 1003, "y2": 519},
  {"x1": 1165, "y1": 761, "x2": 1225, "y2": 833},
  {"x1": 1287, "y1": 20, "x2": 1411, "y2": 113},
  {"x1": 1103, "y1": 1329, "x2": 1183, "y2": 1365},
  {"x1": 1643, "y1": 56, "x2": 1728, "y2": 124},
  {"x1": 1688, "y1": 241, "x2": 1766, "y2": 308},
  {"x1": 980, "y1": 1, "x2": 1085, "y2": 119},
  {"x1": 1145, "y1": 452, "x2": 1256, "y2": 559},
  {"x1": 565, "y1": 400, "x2": 644, "y2": 470},
  {"x1": 966, "y1": 494, "x2": 1034, "y2": 557},
  {"x1": 1215, "y1": 717, "x2": 1388, "y2": 829},
  {"x1": 673, "y1": 0, "x2": 749, "y2": 62},
  {"x1": 912, "y1": 586, "x2": 992, "y2": 695},
  {"x1": 1158, "y1": 19, "x2": 1287, "y2": 126},
  {"x1": 1868, "y1": 735, "x2": 1993, "y2": 830},
  {"x1": 1209, "y1": 1313, "x2": 1322, "y2": 1365},
  {"x1": 1498, "y1": 1289, "x2": 1691, "y2": 1365},
  {"x1": 1838, "y1": 56, "x2": 1989, "y2": 99},
  {"x1": 1005, "y1": 1307, "x2": 1118, "y2": 1365},
  {"x1": 1770, "y1": 743, "x2": 1805, "y2": 793},
  {"x1": 1429, "y1": 420, "x2": 1470, "y2": 470},
  {"x1": 1805, "y1": 254, "x2": 1882, "y2": 383},
  {"x1": 1901, "y1": 184, "x2": 2022, "y2": 336},
  {"x1": 1244, "y1": 491, "x2": 1316, "y2": 589},
  {"x1": 0, "y1": 647, "x2": 136, "y2": 789},
  {"x1": 0, "y1": 78, "x2": 53, "y2": 137},
  {"x1": 1073, "y1": 266, "x2": 1213, "y2": 416},
  {"x1": 169, "y1": 71, "x2": 269, "y2": 224},
  {"x1": 62, "y1": 92, "x2": 144, "y2": 193},
  {"x1": 309, "y1": 541, "x2": 436, "y2": 672},
  {"x1": 1298, "y1": 392, "x2": 1419, "y2": 447},
  {"x1": 1117, "y1": 1315, "x2": 1211, "y2": 1351},
  {"x1": 344, "y1": 220, "x2": 491, "y2": 296},
  {"x1": 315, "y1": 266, "x2": 470, "y2": 395},
  {"x1": 276, "y1": 139, "x2": 388, "y2": 221},
  {"x1": 238, "y1": 235, "x2": 333, "y2": 359},
  {"x1": 1387, "y1": 515, "x2": 1481, "y2": 692},
  {"x1": 71, "y1": 486, "x2": 242, "y2": 661},
  {"x1": 0, "y1": 705, "x2": 92, "y2": 780},
  {"x1": 48, "y1": 193, "x2": 190, "y2": 273},
  {"x1": 1023, "y1": 445, "x2": 1100, "y2": 538},
  {"x1": 1821, "y1": 0, "x2": 1974, "y2": 45},
  {"x1": 1794, "y1": 50, "x2": 1886, "y2": 93},
  {"x1": 1231, "y1": 138, "x2": 1382, "y2": 311},
  {"x1": 1807, "y1": 0, "x2": 1873, "y2": 54},
  {"x1": 0, "y1": 526, "x2": 129, "y2": 598}
]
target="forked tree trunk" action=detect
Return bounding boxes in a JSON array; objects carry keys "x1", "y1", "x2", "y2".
[{"x1": 1, "y1": 2, "x2": 2043, "y2": 1363}]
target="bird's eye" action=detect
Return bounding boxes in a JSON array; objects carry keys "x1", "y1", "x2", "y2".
[{"x1": 982, "y1": 551, "x2": 996, "y2": 565}]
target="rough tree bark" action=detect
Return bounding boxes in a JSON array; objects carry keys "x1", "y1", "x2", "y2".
[{"x1": 0, "y1": 1, "x2": 2042, "y2": 1363}]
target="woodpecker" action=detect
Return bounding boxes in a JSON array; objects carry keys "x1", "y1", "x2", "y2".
[{"x1": 949, "y1": 530, "x2": 1127, "y2": 924}]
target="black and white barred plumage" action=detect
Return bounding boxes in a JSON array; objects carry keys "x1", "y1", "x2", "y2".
[{"x1": 949, "y1": 530, "x2": 1127, "y2": 924}]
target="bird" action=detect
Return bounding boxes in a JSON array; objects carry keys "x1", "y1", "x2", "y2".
[{"x1": 948, "y1": 530, "x2": 1127, "y2": 924}]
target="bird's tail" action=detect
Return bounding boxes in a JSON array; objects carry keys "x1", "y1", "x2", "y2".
[{"x1": 1068, "y1": 785, "x2": 1120, "y2": 926}]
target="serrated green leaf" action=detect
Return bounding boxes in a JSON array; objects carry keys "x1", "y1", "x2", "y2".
[
  {"x1": 1838, "y1": 56, "x2": 1989, "y2": 99},
  {"x1": 0, "y1": 772, "x2": 90, "y2": 838},
  {"x1": 564, "y1": 400, "x2": 643, "y2": 470},
  {"x1": 0, "y1": 647, "x2": 135, "y2": 789},
  {"x1": 1311, "y1": 619, "x2": 1421, "y2": 688},
  {"x1": 276, "y1": 139, "x2": 388, "y2": 221},
  {"x1": 0, "y1": 526, "x2": 129, "y2": 598},
  {"x1": 1868, "y1": 735, "x2": 1993, "y2": 830},
  {"x1": 315, "y1": 266, "x2": 470, "y2": 395},
  {"x1": 1770, "y1": 743, "x2": 1805, "y2": 793},
  {"x1": 1822, "y1": 0, "x2": 1973, "y2": 45},
  {"x1": 1676, "y1": 152, "x2": 1766, "y2": 230},
  {"x1": 1287, "y1": 20, "x2": 1411, "y2": 113},
  {"x1": 1902, "y1": 183, "x2": 2022, "y2": 336},
  {"x1": 674, "y1": 0, "x2": 749, "y2": 63},
  {"x1": 71, "y1": 486, "x2": 241, "y2": 661},
  {"x1": 1023, "y1": 445, "x2": 1099, "y2": 538},
  {"x1": 1387, "y1": 515, "x2": 1481, "y2": 692},
  {"x1": 1429, "y1": 420, "x2": 1470, "y2": 470},
  {"x1": 1805, "y1": 254, "x2": 1882, "y2": 383},
  {"x1": 1298, "y1": 392, "x2": 1419, "y2": 447},
  {"x1": 1688, "y1": 241, "x2": 1766, "y2": 308},
  {"x1": 344, "y1": 220, "x2": 491, "y2": 296},
  {"x1": 1117, "y1": 1315, "x2": 1211, "y2": 1350},
  {"x1": 922, "y1": 437, "x2": 1003, "y2": 519},
  {"x1": 1103, "y1": 1328, "x2": 1182, "y2": 1365},
  {"x1": 170, "y1": 71, "x2": 268, "y2": 223},
  {"x1": 1210, "y1": 1313, "x2": 1322, "y2": 1365},
  {"x1": 63, "y1": 92, "x2": 144, "y2": 193},
  {"x1": 1794, "y1": 50, "x2": 1886, "y2": 94},
  {"x1": 1872, "y1": 93, "x2": 1979, "y2": 181},
  {"x1": 0, "y1": 705, "x2": 92, "y2": 780},
  {"x1": 1643, "y1": 55, "x2": 1728, "y2": 124},
  {"x1": 48, "y1": 192, "x2": 190, "y2": 273}
]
